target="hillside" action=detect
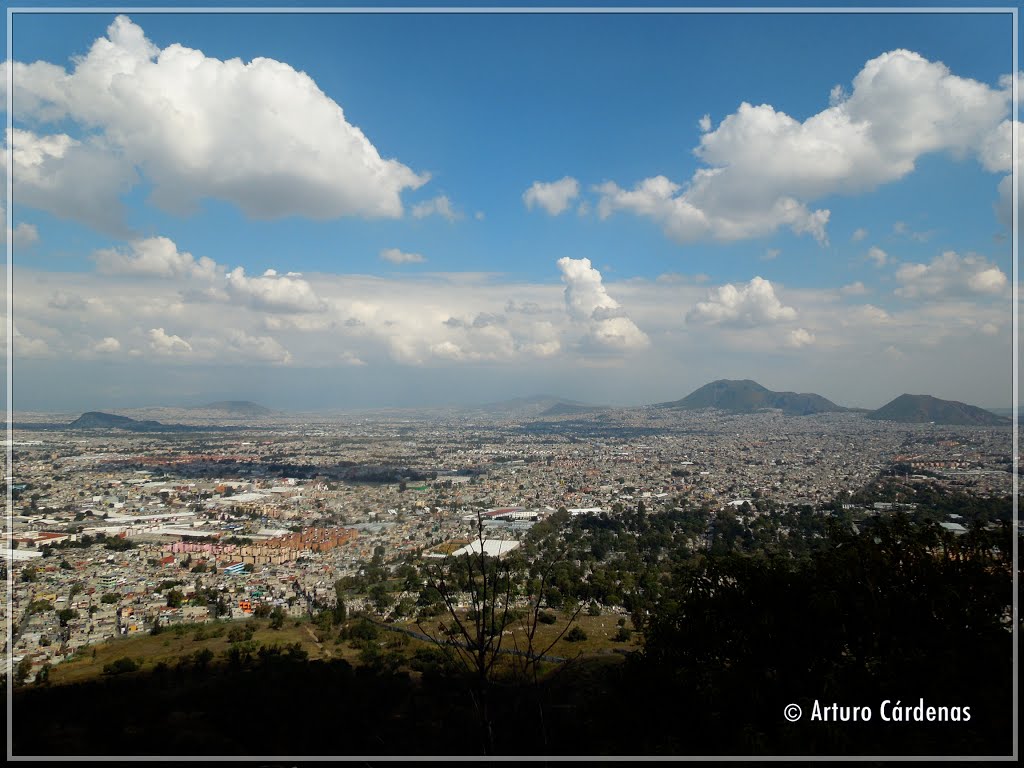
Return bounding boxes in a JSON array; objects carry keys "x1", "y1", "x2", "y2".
[
  {"x1": 66, "y1": 412, "x2": 237, "y2": 432},
  {"x1": 658, "y1": 379, "x2": 847, "y2": 416},
  {"x1": 866, "y1": 394, "x2": 1011, "y2": 426},
  {"x1": 67, "y1": 412, "x2": 166, "y2": 431}
]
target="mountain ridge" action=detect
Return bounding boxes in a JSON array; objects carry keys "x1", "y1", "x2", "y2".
[
  {"x1": 657, "y1": 379, "x2": 848, "y2": 416},
  {"x1": 865, "y1": 394, "x2": 1011, "y2": 426},
  {"x1": 66, "y1": 411, "x2": 240, "y2": 432}
]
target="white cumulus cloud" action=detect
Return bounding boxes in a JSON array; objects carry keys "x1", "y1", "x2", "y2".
[
  {"x1": 523, "y1": 177, "x2": 580, "y2": 216},
  {"x1": 3, "y1": 15, "x2": 428, "y2": 225},
  {"x1": 786, "y1": 327, "x2": 815, "y2": 348},
  {"x1": 1, "y1": 128, "x2": 138, "y2": 234},
  {"x1": 94, "y1": 236, "x2": 219, "y2": 280},
  {"x1": 686, "y1": 276, "x2": 798, "y2": 328},
  {"x1": 225, "y1": 266, "x2": 325, "y2": 313},
  {"x1": 556, "y1": 257, "x2": 649, "y2": 351},
  {"x1": 93, "y1": 336, "x2": 121, "y2": 353},
  {"x1": 895, "y1": 251, "x2": 1008, "y2": 299},
  {"x1": 148, "y1": 327, "x2": 192, "y2": 356},
  {"x1": 596, "y1": 49, "x2": 1013, "y2": 245}
]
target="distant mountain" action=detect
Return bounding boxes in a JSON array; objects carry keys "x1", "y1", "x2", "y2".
[
  {"x1": 658, "y1": 379, "x2": 848, "y2": 416},
  {"x1": 68, "y1": 412, "x2": 165, "y2": 430},
  {"x1": 191, "y1": 400, "x2": 276, "y2": 417},
  {"x1": 474, "y1": 395, "x2": 594, "y2": 417},
  {"x1": 540, "y1": 401, "x2": 610, "y2": 417},
  {"x1": 866, "y1": 394, "x2": 1011, "y2": 426},
  {"x1": 66, "y1": 411, "x2": 239, "y2": 432}
]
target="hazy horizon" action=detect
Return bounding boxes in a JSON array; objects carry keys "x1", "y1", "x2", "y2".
[{"x1": 7, "y1": 373, "x2": 1016, "y2": 415}]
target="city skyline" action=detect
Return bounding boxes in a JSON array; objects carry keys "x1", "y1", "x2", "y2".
[{"x1": 3, "y1": 6, "x2": 1017, "y2": 411}]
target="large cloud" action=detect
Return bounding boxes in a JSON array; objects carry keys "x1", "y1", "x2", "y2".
[
  {"x1": 94, "y1": 236, "x2": 220, "y2": 279},
  {"x1": 523, "y1": 177, "x2": 580, "y2": 216},
  {"x1": 686, "y1": 276, "x2": 798, "y2": 328},
  {"x1": 598, "y1": 49, "x2": 1013, "y2": 244},
  {"x1": 1, "y1": 128, "x2": 138, "y2": 234},
  {"x1": 225, "y1": 267, "x2": 326, "y2": 313},
  {"x1": 894, "y1": 251, "x2": 1009, "y2": 299},
  {"x1": 4, "y1": 15, "x2": 427, "y2": 225},
  {"x1": 556, "y1": 257, "x2": 649, "y2": 351}
]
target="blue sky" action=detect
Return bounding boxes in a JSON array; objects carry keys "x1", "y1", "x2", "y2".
[{"x1": 3, "y1": 3, "x2": 1019, "y2": 411}]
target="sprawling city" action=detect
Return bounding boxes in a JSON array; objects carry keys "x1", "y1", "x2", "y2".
[
  {"x1": 3, "y1": 4, "x2": 1019, "y2": 760},
  {"x1": 4, "y1": 386, "x2": 1016, "y2": 755}
]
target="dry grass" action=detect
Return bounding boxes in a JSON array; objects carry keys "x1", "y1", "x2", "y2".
[
  {"x1": 403, "y1": 608, "x2": 640, "y2": 663},
  {"x1": 426, "y1": 539, "x2": 472, "y2": 556},
  {"x1": 43, "y1": 607, "x2": 640, "y2": 687},
  {"x1": 47, "y1": 618, "x2": 334, "y2": 684}
]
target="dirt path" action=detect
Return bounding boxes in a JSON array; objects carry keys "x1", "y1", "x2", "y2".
[{"x1": 303, "y1": 624, "x2": 328, "y2": 658}]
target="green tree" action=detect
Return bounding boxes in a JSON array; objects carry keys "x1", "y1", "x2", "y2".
[
  {"x1": 332, "y1": 578, "x2": 350, "y2": 624},
  {"x1": 193, "y1": 647, "x2": 214, "y2": 670},
  {"x1": 270, "y1": 606, "x2": 286, "y2": 630},
  {"x1": 35, "y1": 662, "x2": 52, "y2": 685},
  {"x1": 26, "y1": 599, "x2": 53, "y2": 615},
  {"x1": 368, "y1": 583, "x2": 393, "y2": 615},
  {"x1": 313, "y1": 609, "x2": 334, "y2": 635},
  {"x1": 418, "y1": 511, "x2": 582, "y2": 755},
  {"x1": 14, "y1": 657, "x2": 32, "y2": 686}
]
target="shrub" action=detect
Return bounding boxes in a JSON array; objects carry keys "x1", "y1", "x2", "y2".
[
  {"x1": 565, "y1": 626, "x2": 588, "y2": 642},
  {"x1": 227, "y1": 623, "x2": 256, "y2": 643},
  {"x1": 103, "y1": 656, "x2": 139, "y2": 675}
]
